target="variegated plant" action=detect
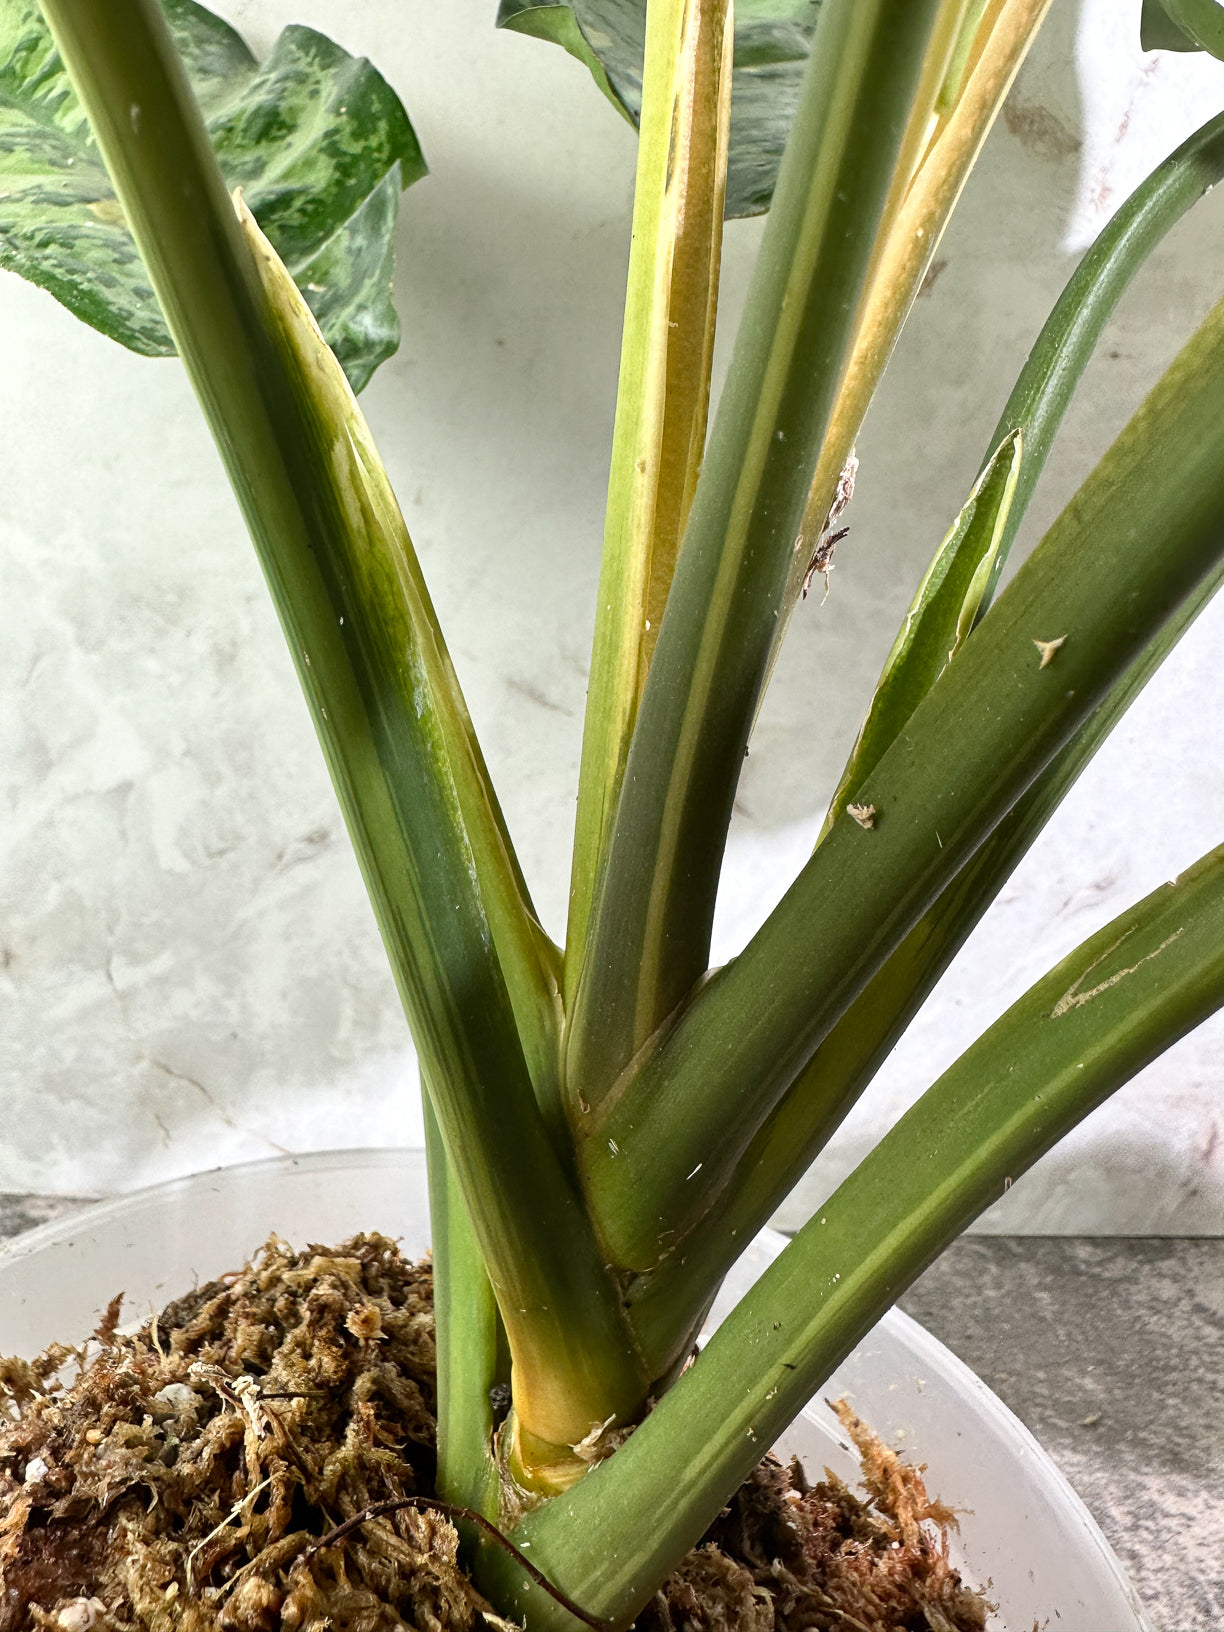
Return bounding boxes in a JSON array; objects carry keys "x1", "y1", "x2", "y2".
[{"x1": 8, "y1": 0, "x2": 1224, "y2": 1625}]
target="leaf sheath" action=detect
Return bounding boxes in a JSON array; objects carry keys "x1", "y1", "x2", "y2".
[
  {"x1": 493, "y1": 836, "x2": 1224, "y2": 1630},
  {"x1": 585, "y1": 282, "x2": 1224, "y2": 1272},
  {"x1": 623, "y1": 538, "x2": 1224, "y2": 1371},
  {"x1": 38, "y1": 0, "x2": 640, "y2": 1463},
  {"x1": 566, "y1": 0, "x2": 964, "y2": 1116},
  {"x1": 776, "y1": 0, "x2": 1051, "y2": 665},
  {"x1": 565, "y1": 0, "x2": 732, "y2": 1014}
]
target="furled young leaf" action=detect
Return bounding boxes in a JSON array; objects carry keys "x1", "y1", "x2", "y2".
[
  {"x1": 496, "y1": 0, "x2": 822, "y2": 216},
  {"x1": 566, "y1": 0, "x2": 733, "y2": 1012},
  {"x1": 0, "y1": 0, "x2": 425, "y2": 389},
  {"x1": 1141, "y1": 0, "x2": 1224, "y2": 56},
  {"x1": 821, "y1": 428, "x2": 1021, "y2": 838}
]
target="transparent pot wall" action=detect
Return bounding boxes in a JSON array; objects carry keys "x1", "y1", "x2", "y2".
[
  {"x1": 0, "y1": 1152, "x2": 1150, "y2": 1632},
  {"x1": 2, "y1": 7, "x2": 1224, "y2": 1212}
]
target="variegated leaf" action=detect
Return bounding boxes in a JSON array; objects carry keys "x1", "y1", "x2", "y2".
[{"x1": 0, "y1": 0, "x2": 425, "y2": 389}]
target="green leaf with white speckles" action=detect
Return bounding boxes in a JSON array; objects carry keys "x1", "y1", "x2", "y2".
[
  {"x1": 497, "y1": 0, "x2": 823, "y2": 217},
  {"x1": 0, "y1": 0, "x2": 424, "y2": 389}
]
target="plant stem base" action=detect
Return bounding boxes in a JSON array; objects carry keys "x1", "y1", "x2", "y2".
[{"x1": 0, "y1": 1232, "x2": 988, "y2": 1631}]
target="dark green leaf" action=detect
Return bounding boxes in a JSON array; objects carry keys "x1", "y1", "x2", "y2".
[
  {"x1": 1141, "y1": 0, "x2": 1199, "y2": 48},
  {"x1": 0, "y1": 0, "x2": 425, "y2": 388},
  {"x1": 496, "y1": 0, "x2": 823, "y2": 217},
  {"x1": 287, "y1": 169, "x2": 401, "y2": 397},
  {"x1": 1141, "y1": 0, "x2": 1224, "y2": 55},
  {"x1": 496, "y1": 0, "x2": 627, "y2": 114}
]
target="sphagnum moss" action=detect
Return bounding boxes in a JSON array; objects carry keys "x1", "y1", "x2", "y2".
[{"x1": 0, "y1": 1235, "x2": 989, "y2": 1631}]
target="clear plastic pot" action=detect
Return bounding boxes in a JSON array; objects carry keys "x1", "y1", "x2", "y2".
[{"x1": 0, "y1": 1149, "x2": 1150, "y2": 1631}]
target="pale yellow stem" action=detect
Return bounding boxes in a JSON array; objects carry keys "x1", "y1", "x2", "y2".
[
  {"x1": 566, "y1": 0, "x2": 734, "y2": 1008},
  {"x1": 777, "y1": 0, "x2": 1053, "y2": 643}
]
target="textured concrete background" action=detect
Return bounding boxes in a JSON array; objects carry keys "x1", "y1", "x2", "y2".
[
  {"x1": 901, "y1": 1237, "x2": 1224, "y2": 1631},
  {"x1": 0, "y1": 1, "x2": 1223, "y2": 1224}
]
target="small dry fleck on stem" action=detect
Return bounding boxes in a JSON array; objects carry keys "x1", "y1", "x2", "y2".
[
  {"x1": 802, "y1": 526, "x2": 849, "y2": 602},
  {"x1": 1032, "y1": 634, "x2": 1067, "y2": 668}
]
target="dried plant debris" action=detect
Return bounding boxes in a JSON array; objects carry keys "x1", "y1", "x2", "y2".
[
  {"x1": 1, "y1": 1237, "x2": 992, "y2": 1632},
  {"x1": 0, "y1": 1235, "x2": 488, "y2": 1632},
  {"x1": 636, "y1": 1403, "x2": 990, "y2": 1632}
]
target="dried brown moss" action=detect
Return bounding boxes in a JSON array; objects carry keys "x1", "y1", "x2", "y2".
[
  {"x1": 636, "y1": 1426, "x2": 990, "y2": 1632},
  {"x1": 0, "y1": 1235, "x2": 487, "y2": 1632},
  {"x1": 0, "y1": 1236, "x2": 991, "y2": 1632}
]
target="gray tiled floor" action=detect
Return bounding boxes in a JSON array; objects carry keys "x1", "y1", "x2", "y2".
[
  {"x1": 0, "y1": 1192, "x2": 92, "y2": 1240},
  {"x1": 2, "y1": 1200, "x2": 1219, "y2": 1629},
  {"x1": 901, "y1": 1238, "x2": 1223, "y2": 1632}
]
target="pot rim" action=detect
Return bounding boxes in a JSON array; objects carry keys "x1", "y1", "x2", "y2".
[{"x1": 0, "y1": 1147, "x2": 1152, "y2": 1631}]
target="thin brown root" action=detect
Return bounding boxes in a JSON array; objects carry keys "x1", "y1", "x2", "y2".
[{"x1": 311, "y1": 1495, "x2": 611, "y2": 1630}]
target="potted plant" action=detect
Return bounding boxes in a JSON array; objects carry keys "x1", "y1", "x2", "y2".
[{"x1": 2, "y1": 0, "x2": 1224, "y2": 1625}]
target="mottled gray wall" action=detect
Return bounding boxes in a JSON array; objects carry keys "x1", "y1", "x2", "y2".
[{"x1": 1, "y1": 0, "x2": 1222, "y2": 1226}]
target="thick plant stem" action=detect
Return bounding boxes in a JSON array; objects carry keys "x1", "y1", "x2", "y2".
[
  {"x1": 625, "y1": 543, "x2": 1224, "y2": 1370},
  {"x1": 566, "y1": 0, "x2": 733, "y2": 1015},
  {"x1": 584, "y1": 284, "x2": 1224, "y2": 1273},
  {"x1": 489, "y1": 841, "x2": 1224, "y2": 1631},
  {"x1": 776, "y1": 0, "x2": 1052, "y2": 674},
  {"x1": 567, "y1": 0, "x2": 967, "y2": 1114},
  {"x1": 425, "y1": 1095, "x2": 500, "y2": 1522},
  {"x1": 619, "y1": 41, "x2": 1224, "y2": 1375},
  {"x1": 39, "y1": 0, "x2": 643, "y2": 1472},
  {"x1": 617, "y1": 103, "x2": 1224, "y2": 1359}
]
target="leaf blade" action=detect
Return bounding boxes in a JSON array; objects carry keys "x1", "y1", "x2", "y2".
[
  {"x1": 496, "y1": 0, "x2": 630, "y2": 115},
  {"x1": 0, "y1": 0, "x2": 422, "y2": 387},
  {"x1": 1141, "y1": 0, "x2": 1200, "y2": 49},
  {"x1": 497, "y1": 0, "x2": 823, "y2": 217},
  {"x1": 1142, "y1": 0, "x2": 1224, "y2": 56}
]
